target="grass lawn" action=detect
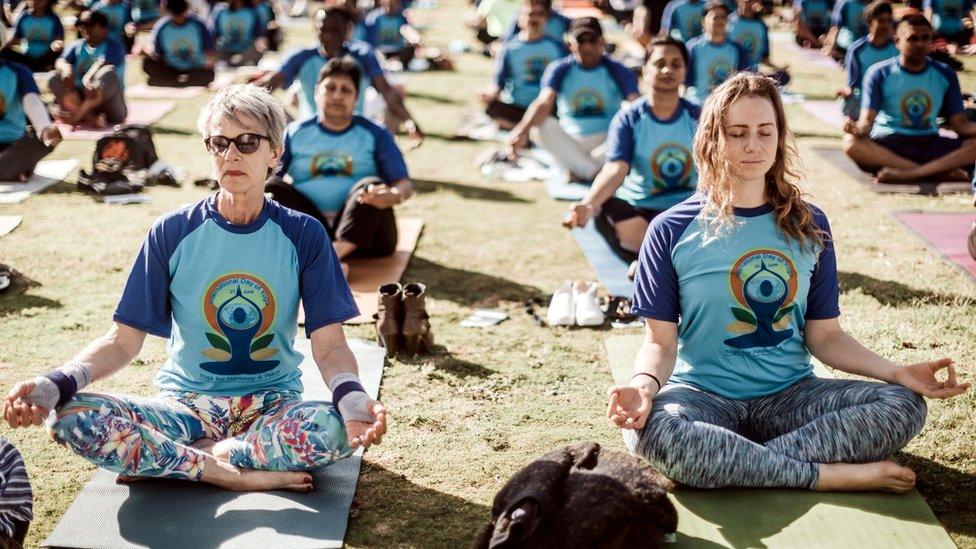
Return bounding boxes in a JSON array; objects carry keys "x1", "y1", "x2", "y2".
[{"x1": 1, "y1": 1, "x2": 975, "y2": 547}]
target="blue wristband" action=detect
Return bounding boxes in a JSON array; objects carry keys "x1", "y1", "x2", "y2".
[
  {"x1": 331, "y1": 380, "x2": 366, "y2": 413},
  {"x1": 44, "y1": 370, "x2": 78, "y2": 408}
]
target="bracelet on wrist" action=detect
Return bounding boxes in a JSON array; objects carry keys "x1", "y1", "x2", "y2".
[{"x1": 631, "y1": 372, "x2": 661, "y2": 393}]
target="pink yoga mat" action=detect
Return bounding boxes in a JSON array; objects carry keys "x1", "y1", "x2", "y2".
[
  {"x1": 125, "y1": 72, "x2": 237, "y2": 99},
  {"x1": 802, "y1": 100, "x2": 844, "y2": 129},
  {"x1": 892, "y1": 211, "x2": 976, "y2": 280},
  {"x1": 56, "y1": 101, "x2": 175, "y2": 140}
]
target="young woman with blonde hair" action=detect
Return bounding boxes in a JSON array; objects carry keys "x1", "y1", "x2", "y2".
[{"x1": 606, "y1": 73, "x2": 970, "y2": 492}]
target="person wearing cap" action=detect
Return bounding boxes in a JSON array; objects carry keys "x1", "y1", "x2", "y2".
[
  {"x1": 661, "y1": 0, "x2": 704, "y2": 42},
  {"x1": 0, "y1": 21, "x2": 61, "y2": 181},
  {"x1": 508, "y1": 16, "x2": 639, "y2": 182},
  {"x1": 48, "y1": 10, "x2": 128, "y2": 128},
  {"x1": 142, "y1": 0, "x2": 216, "y2": 87},
  {"x1": 684, "y1": 1, "x2": 750, "y2": 105}
]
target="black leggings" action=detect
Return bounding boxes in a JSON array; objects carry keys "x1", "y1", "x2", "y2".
[
  {"x1": 0, "y1": 47, "x2": 60, "y2": 72},
  {"x1": 265, "y1": 177, "x2": 398, "y2": 259},
  {"x1": 142, "y1": 57, "x2": 215, "y2": 87}
]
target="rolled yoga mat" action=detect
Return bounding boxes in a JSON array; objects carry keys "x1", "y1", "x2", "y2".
[
  {"x1": 42, "y1": 337, "x2": 386, "y2": 549},
  {"x1": 811, "y1": 146, "x2": 972, "y2": 195},
  {"x1": 571, "y1": 220, "x2": 634, "y2": 298},
  {"x1": 604, "y1": 334, "x2": 955, "y2": 549},
  {"x1": 891, "y1": 210, "x2": 976, "y2": 282}
]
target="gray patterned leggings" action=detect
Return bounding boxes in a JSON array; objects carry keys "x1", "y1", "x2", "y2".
[{"x1": 624, "y1": 377, "x2": 927, "y2": 490}]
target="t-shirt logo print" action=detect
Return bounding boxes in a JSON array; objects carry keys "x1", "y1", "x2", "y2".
[
  {"x1": 901, "y1": 89, "x2": 933, "y2": 129},
  {"x1": 171, "y1": 38, "x2": 195, "y2": 62},
  {"x1": 650, "y1": 143, "x2": 693, "y2": 191},
  {"x1": 310, "y1": 152, "x2": 354, "y2": 177},
  {"x1": 200, "y1": 273, "x2": 280, "y2": 375},
  {"x1": 524, "y1": 56, "x2": 548, "y2": 83},
  {"x1": 739, "y1": 32, "x2": 759, "y2": 60},
  {"x1": 724, "y1": 249, "x2": 798, "y2": 349},
  {"x1": 708, "y1": 61, "x2": 734, "y2": 90},
  {"x1": 572, "y1": 88, "x2": 604, "y2": 117}
]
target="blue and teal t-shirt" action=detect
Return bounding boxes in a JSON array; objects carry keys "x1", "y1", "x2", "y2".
[
  {"x1": 727, "y1": 14, "x2": 769, "y2": 69},
  {"x1": 12, "y1": 11, "x2": 64, "y2": 59},
  {"x1": 91, "y1": 0, "x2": 132, "y2": 43},
  {"x1": 844, "y1": 36, "x2": 897, "y2": 91},
  {"x1": 129, "y1": 0, "x2": 160, "y2": 24},
  {"x1": 831, "y1": 0, "x2": 867, "y2": 50},
  {"x1": 632, "y1": 195, "x2": 840, "y2": 399},
  {"x1": 685, "y1": 36, "x2": 750, "y2": 105},
  {"x1": 924, "y1": 0, "x2": 974, "y2": 35},
  {"x1": 276, "y1": 115, "x2": 409, "y2": 213},
  {"x1": 279, "y1": 41, "x2": 384, "y2": 119},
  {"x1": 210, "y1": 3, "x2": 264, "y2": 54},
  {"x1": 364, "y1": 8, "x2": 408, "y2": 54},
  {"x1": 662, "y1": 0, "x2": 704, "y2": 42},
  {"x1": 796, "y1": 0, "x2": 834, "y2": 33},
  {"x1": 62, "y1": 37, "x2": 127, "y2": 89},
  {"x1": 540, "y1": 54, "x2": 639, "y2": 136},
  {"x1": 863, "y1": 57, "x2": 963, "y2": 137},
  {"x1": 114, "y1": 196, "x2": 358, "y2": 396},
  {"x1": 606, "y1": 98, "x2": 700, "y2": 212},
  {"x1": 503, "y1": 9, "x2": 572, "y2": 42},
  {"x1": 494, "y1": 36, "x2": 566, "y2": 108},
  {"x1": 151, "y1": 15, "x2": 214, "y2": 71},
  {"x1": 0, "y1": 61, "x2": 39, "y2": 144}
]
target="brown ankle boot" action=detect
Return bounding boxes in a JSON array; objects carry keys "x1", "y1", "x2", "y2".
[
  {"x1": 402, "y1": 283, "x2": 433, "y2": 355},
  {"x1": 374, "y1": 283, "x2": 403, "y2": 358}
]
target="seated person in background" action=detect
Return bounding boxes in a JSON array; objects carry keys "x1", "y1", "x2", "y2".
[
  {"x1": 685, "y1": 1, "x2": 749, "y2": 105},
  {"x1": 481, "y1": 0, "x2": 567, "y2": 129},
  {"x1": 844, "y1": 14, "x2": 976, "y2": 182},
  {"x1": 49, "y1": 11, "x2": 128, "y2": 127},
  {"x1": 268, "y1": 57, "x2": 415, "y2": 267},
  {"x1": 823, "y1": 0, "x2": 867, "y2": 62},
  {"x1": 794, "y1": 0, "x2": 834, "y2": 48},
  {"x1": 924, "y1": 0, "x2": 975, "y2": 46},
  {"x1": 335, "y1": 0, "x2": 369, "y2": 42},
  {"x1": 508, "y1": 17, "x2": 639, "y2": 182},
  {"x1": 91, "y1": 0, "x2": 136, "y2": 52},
  {"x1": 564, "y1": 37, "x2": 698, "y2": 266},
  {"x1": 0, "y1": 37, "x2": 62, "y2": 181},
  {"x1": 211, "y1": 0, "x2": 267, "y2": 67},
  {"x1": 1, "y1": 0, "x2": 64, "y2": 72},
  {"x1": 502, "y1": 1, "x2": 571, "y2": 43},
  {"x1": 0, "y1": 438, "x2": 32, "y2": 549},
  {"x1": 728, "y1": 0, "x2": 787, "y2": 75},
  {"x1": 364, "y1": 0, "x2": 421, "y2": 66},
  {"x1": 129, "y1": 0, "x2": 162, "y2": 31},
  {"x1": 468, "y1": 0, "x2": 521, "y2": 48},
  {"x1": 252, "y1": 0, "x2": 282, "y2": 51},
  {"x1": 661, "y1": 0, "x2": 704, "y2": 42},
  {"x1": 143, "y1": 0, "x2": 216, "y2": 87},
  {"x1": 839, "y1": 0, "x2": 895, "y2": 122},
  {"x1": 256, "y1": 7, "x2": 422, "y2": 144}
]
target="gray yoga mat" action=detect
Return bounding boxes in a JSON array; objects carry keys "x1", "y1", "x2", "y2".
[
  {"x1": 43, "y1": 338, "x2": 386, "y2": 549},
  {"x1": 543, "y1": 175, "x2": 591, "y2": 201},
  {"x1": 604, "y1": 335, "x2": 956, "y2": 548},
  {"x1": 571, "y1": 221, "x2": 634, "y2": 298},
  {"x1": 811, "y1": 146, "x2": 972, "y2": 196}
]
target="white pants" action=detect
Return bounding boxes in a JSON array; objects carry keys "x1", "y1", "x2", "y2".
[{"x1": 533, "y1": 117, "x2": 606, "y2": 181}]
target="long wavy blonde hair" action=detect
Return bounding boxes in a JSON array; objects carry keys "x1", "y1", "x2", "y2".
[{"x1": 693, "y1": 73, "x2": 824, "y2": 250}]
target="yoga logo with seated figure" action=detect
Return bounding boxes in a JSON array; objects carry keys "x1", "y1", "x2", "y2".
[
  {"x1": 900, "y1": 89, "x2": 933, "y2": 129},
  {"x1": 650, "y1": 143, "x2": 693, "y2": 191},
  {"x1": 708, "y1": 60, "x2": 734, "y2": 90},
  {"x1": 737, "y1": 32, "x2": 759, "y2": 61},
  {"x1": 523, "y1": 56, "x2": 549, "y2": 83},
  {"x1": 170, "y1": 38, "x2": 196, "y2": 63},
  {"x1": 200, "y1": 273, "x2": 280, "y2": 375},
  {"x1": 310, "y1": 152, "x2": 354, "y2": 177},
  {"x1": 572, "y1": 88, "x2": 605, "y2": 117},
  {"x1": 226, "y1": 19, "x2": 247, "y2": 47},
  {"x1": 25, "y1": 27, "x2": 49, "y2": 42},
  {"x1": 724, "y1": 249, "x2": 798, "y2": 350}
]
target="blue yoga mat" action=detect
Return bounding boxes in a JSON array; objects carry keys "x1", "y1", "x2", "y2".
[
  {"x1": 42, "y1": 338, "x2": 386, "y2": 549},
  {"x1": 571, "y1": 221, "x2": 634, "y2": 298}
]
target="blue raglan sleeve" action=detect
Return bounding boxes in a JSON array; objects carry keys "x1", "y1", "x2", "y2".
[
  {"x1": 355, "y1": 44, "x2": 384, "y2": 80},
  {"x1": 279, "y1": 47, "x2": 312, "y2": 87},
  {"x1": 294, "y1": 218, "x2": 359, "y2": 334},
  {"x1": 197, "y1": 18, "x2": 214, "y2": 50},
  {"x1": 52, "y1": 13, "x2": 65, "y2": 38},
  {"x1": 371, "y1": 123, "x2": 409, "y2": 182},
  {"x1": 922, "y1": 0, "x2": 933, "y2": 9},
  {"x1": 12, "y1": 12, "x2": 25, "y2": 39},
  {"x1": 275, "y1": 126, "x2": 294, "y2": 177},
  {"x1": 862, "y1": 63, "x2": 885, "y2": 112},
  {"x1": 632, "y1": 214, "x2": 683, "y2": 322},
  {"x1": 831, "y1": 0, "x2": 845, "y2": 26},
  {"x1": 63, "y1": 41, "x2": 78, "y2": 64},
  {"x1": 685, "y1": 40, "x2": 697, "y2": 86},
  {"x1": 937, "y1": 64, "x2": 965, "y2": 118},
  {"x1": 364, "y1": 10, "x2": 380, "y2": 46},
  {"x1": 661, "y1": 0, "x2": 677, "y2": 33},
  {"x1": 113, "y1": 215, "x2": 181, "y2": 338},
  {"x1": 251, "y1": 8, "x2": 265, "y2": 37},
  {"x1": 493, "y1": 45, "x2": 510, "y2": 89},
  {"x1": 845, "y1": 44, "x2": 861, "y2": 89},
  {"x1": 11, "y1": 63, "x2": 39, "y2": 97},
  {"x1": 150, "y1": 19, "x2": 165, "y2": 57},
  {"x1": 607, "y1": 58, "x2": 639, "y2": 97},
  {"x1": 736, "y1": 42, "x2": 752, "y2": 70},
  {"x1": 805, "y1": 207, "x2": 840, "y2": 320},
  {"x1": 605, "y1": 105, "x2": 636, "y2": 164},
  {"x1": 105, "y1": 38, "x2": 127, "y2": 66},
  {"x1": 540, "y1": 57, "x2": 568, "y2": 92}
]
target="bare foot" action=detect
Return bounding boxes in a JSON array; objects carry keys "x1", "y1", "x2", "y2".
[
  {"x1": 202, "y1": 457, "x2": 314, "y2": 492},
  {"x1": 875, "y1": 167, "x2": 916, "y2": 183},
  {"x1": 942, "y1": 168, "x2": 971, "y2": 181},
  {"x1": 816, "y1": 461, "x2": 916, "y2": 494}
]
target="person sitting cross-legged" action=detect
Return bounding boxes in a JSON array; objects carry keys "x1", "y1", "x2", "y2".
[
  {"x1": 843, "y1": 14, "x2": 976, "y2": 183},
  {"x1": 924, "y1": 0, "x2": 976, "y2": 47},
  {"x1": 500, "y1": 0, "x2": 571, "y2": 44},
  {"x1": 90, "y1": 0, "x2": 136, "y2": 52},
  {"x1": 481, "y1": 0, "x2": 567, "y2": 130},
  {"x1": 793, "y1": 0, "x2": 834, "y2": 49},
  {"x1": 0, "y1": 0, "x2": 64, "y2": 72},
  {"x1": 823, "y1": 0, "x2": 868, "y2": 63},
  {"x1": 363, "y1": 0, "x2": 420, "y2": 66},
  {"x1": 143, "y1": 0, "x2": 217, "y2": 87},
  {"x1": 728, "y1": 0, "x2": 787, "y2": 75},
  {"x1": 3, "y1": 83, "x2": 388, "y2": 492},
  {"x1": 48, "y1": 10, "x2": 128, "y2": 128},
  {"x1": 838, "y1": 1, "x2": 896, "y2": 124},
  {"x1": 267, "y1": 56, "x2": 415, "y2": 271},
  {"x1": 563, "y1": 37, "x2": 698, "y2": 266},
  {"x1": 684, "y1": 0, "x2": 750, "y2": 105},
  {"x1": 508, "y1": 16, "x2": 639, "y2": 182},
  {"x1": 210, "y1": 0, "x2": 267, "y2": 67},
  {"x1": 608, "y1": 72, "x2": 971, "y2": 495},
  {"x1": 661, "y1": 0, "x2": 705, "y2": 42}
]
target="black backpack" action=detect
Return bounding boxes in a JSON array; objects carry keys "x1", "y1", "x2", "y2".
[
  {"x1": 93, "y1": 125, "x2": 159, "y2": 171},
  {"x1": 78, "y1": 125, "x2": 179, "y2": 195}
]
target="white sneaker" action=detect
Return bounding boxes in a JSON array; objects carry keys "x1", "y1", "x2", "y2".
[
  {"x1": 574, "y1": 281, "x2": 605, "y2": 327},
  {"x1": 547, "y1": 281, "x2": 575, "y2": 326}
]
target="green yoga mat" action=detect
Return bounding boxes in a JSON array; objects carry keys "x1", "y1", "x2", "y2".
[
  {"x1": 43, "y1": 338, "x2": 386, "y2": 549},
  {"x1": 604, "y1": 334, "x2": 955, "y2": 548}
]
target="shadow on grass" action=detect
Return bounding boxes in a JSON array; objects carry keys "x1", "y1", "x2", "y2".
[
  {"x1": 399, "y1": 347, "x2": 497, "y2": 379},
  {"x1": 838, "y1": 271, "x2": 973, "y2": 307},
  {"x1": 0, "y1": 272, "x2": 62, "y2": 318},
  {"x1": 898, "y1": 452, "x2": 976, "y2": 539},
  {"x1": 413, "y1": 178, "x2": 529, "y2": 203},
  {"x1": 405, "y1": 256, "x2": 544, "y2": 307},
  {"x1": 150, "y1": 125, "x2": 196, "y2": 136},
  {"x1": 348, "y1": 461, "x2": 488, "y2": 547},
  {"x1": 405, "y1": 90, "x2": 465, "y2": 105}
]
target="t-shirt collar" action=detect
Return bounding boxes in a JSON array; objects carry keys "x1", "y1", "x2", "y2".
[{"x1": 206, "y1": 193, "x2": 271, "y2": 234}]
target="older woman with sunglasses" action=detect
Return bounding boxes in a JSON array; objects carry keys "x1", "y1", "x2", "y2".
[
  {"x1": 3, "y1": 83, "x2": 388, "y2": 492},
  {"x1": 266, "y1": 56, "x2": 414, "y2": 268}
]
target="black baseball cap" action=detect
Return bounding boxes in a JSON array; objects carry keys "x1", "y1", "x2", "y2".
[{"x1": 569, "y1": 17, "x2": 603, "y2": 39}]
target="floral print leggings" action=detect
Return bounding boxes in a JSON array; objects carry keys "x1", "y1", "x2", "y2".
[{"x1": 48, "y1": 391, "x2": 352, "y2": 481}]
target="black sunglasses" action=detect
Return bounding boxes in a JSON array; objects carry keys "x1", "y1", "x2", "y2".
[{"x1": 204, "y1": 133, "x2": 269, "y2": 155}]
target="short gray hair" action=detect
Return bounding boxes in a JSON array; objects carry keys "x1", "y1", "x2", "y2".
[{"x1": 197, "y1": 83, "x2": 287, "y2": 151}]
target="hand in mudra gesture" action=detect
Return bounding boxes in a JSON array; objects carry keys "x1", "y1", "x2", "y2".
[
  {"x1": 893, "y1": 358, "x2": 971, "y2": 399},
  {"x1": 345, "y1": 399, "x2": 388, "y2": 449},
  {"x1": 606, "y1": 385, "x2": 654, "y2": 430}
]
